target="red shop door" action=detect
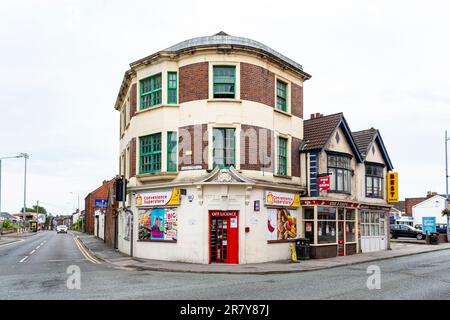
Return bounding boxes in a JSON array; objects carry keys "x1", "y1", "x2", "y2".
[{"x1": 209, "y1": 211, "x2": 239, "y2": 264}]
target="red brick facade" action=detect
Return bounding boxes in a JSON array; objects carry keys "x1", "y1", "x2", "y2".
[
  {"x1": 104, "y1": 181, "x2": 119, "y2": 248},
  {"x1": 178, "y1": 124, "x2": 208, "y2": 170},
  {"x1": 84, "y1": 179, "x2": 116, "y2": 235},
  {"x1": 179, "y1": 62, "x2": 209, "y2": 103},
  {"x1": 240, "y1": 63, "x2": 275, "y2": 107},
  {"x1": 240, "y1": 124, "x2": 274, "y2": 171},
  {"x1": 291, "y1": 83, "x2": 304, "y2": 119},
  {"x1": 291, "y1": 137, "x2": 301, "y2": 177}
]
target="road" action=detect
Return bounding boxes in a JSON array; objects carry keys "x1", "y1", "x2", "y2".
[{"x1": 1, "y1": 230, "x2": 450, "y2": 299}]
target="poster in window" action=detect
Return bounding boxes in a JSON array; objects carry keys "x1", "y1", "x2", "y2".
[
  {"x1": 138, "y1": 208, "x2": 177, "y2": 241},
  {"x1": 124, "y1": 211, "x2": 132, "y2": 241},
  {"x1": 267, "y1": 208, "x2": 297, "y2": 240}
]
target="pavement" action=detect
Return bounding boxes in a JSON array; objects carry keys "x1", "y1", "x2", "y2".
[{"x1": 75, "y1": 232, "x2": 450, "y2": 275}]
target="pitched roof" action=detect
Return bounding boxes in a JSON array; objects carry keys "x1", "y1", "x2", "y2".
[
  {"x1": 352, "y1": 128, "x2": 394, "y2": 170},
  {"x1": 302, "y1": 113, "x2": 363, "y2": 162},
  {"x1": 302, "y1": 113, "x2": 343, "y2": 151}
]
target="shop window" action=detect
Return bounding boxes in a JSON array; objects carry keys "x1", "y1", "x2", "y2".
[
  {"x1": 318, "y1": 221, "x2": 336, "y2": 244},
  {"x1": 213, "y1": 66, "x2": 235, "y2": 98},
  {"x1": 277, "y1": 137, "x2": 288, "y2": 176},
  {"x1": 276, "y1": 79, "x2": 287, "y2": 112},
  {"x1": 361, "y1": 210, "x2": 384, "y2": 237},
  {"x1": 303, "y1": 207, "x2": 315, "y2": 244},
  {"x1": 328, "y1": 154, "x2": 351, "y2": 193},
  {"x1": 346, "y1": 208, "x2": 356, "y2": 221},
  {"x1": 138, "y1": 208, "x2": 177, "y2": 241},
  {"x1": 167, "y1": 131, "x2": 177, "y2": 172},
  {"x1": 318, "y1": 206, "x2": 336, "y2": 220},
  {"x1": 267, "y1": 208, "x2": 298, "y2": 241},
  {"x1": 140, "y1": 133, "x2": 161, "y2": 173},
  {"x1": 213, "y1": 128, "x2": 235, "y2": 168},
  {"x1": 366, "y1": 164, "x2": 384, "y2": 198},
  {"x1": 346, "y1": 222, "x2": 355, "y2": 242},
  {"x1": 140, "y1": 73, "x2": 162, "y2": 109},
  {"x1": 303, "y1": 207, "x2": 315, "y2": 220}
]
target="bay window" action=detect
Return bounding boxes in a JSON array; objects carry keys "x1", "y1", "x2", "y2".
[{"x1": 328, "y1": 154, "x2": 351, "y2": 193}]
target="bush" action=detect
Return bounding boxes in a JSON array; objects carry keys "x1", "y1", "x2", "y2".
[{"x1": 2, "y1": 220, "x2": 14, "y2": 229}]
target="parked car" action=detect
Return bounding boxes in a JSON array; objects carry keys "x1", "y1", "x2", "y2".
[
  {"x1": 56, "y1": 225, "x2": 68, "y2": 234},
  {"x1": 390, "y1": 224, "x2": 424, "y2": 240}
]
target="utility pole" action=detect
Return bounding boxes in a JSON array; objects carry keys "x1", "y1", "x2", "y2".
[
  {"x1": 20, "y1": 153, "x2": 29, "y2": 231},
  {"x1": 445, "y1": 131, "x2": 449, "y2": 242},
  {"x1": 0, "y1": 155, "x2": 23, "y2": 213}
]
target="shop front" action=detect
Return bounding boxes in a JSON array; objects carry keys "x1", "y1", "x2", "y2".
[
  {"x1": 300, "y1": 199, "x2": 359, "y2": 259},
  {"x1": 209, "y1": 210, "x2": 239, "y2": 264}
]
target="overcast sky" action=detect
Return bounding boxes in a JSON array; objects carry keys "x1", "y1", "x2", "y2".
[{"x1": 1, "y1": 0, "x2": 449, "y2": 214}]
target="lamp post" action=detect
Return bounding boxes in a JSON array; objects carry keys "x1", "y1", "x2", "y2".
[
  {"x1": 0, "y1": 154, "x2": 24, "y2": 213},
  {"x1": 19, "y1": 153, "x2": 29, "y2": 230},
  {"x1": 445, "y1": 131, "x2": 449, "y2": 242},
  {"x1": 69, "y1": 192, "x2": 80, "y2": 213}
]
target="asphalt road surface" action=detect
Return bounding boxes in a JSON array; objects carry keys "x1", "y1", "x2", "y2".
[{"x1": 1, "y1": 230, "x2": 450, "y2": 299}]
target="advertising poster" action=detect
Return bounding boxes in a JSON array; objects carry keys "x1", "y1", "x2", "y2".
[
  {"x1": 138, "y1": 209, "x2": 152, "y2": 240},
  {"x1": 267, "y1": 208, "x2": 298, "y2": 240},
  {"x1": 151, "y1": 208, "x2": 165, "y2": 240},
  {"x1": 164, "y1": 208, "x2": 177, "y2": 240}
]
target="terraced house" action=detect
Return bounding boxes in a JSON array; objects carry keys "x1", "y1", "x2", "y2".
[{"x1": 113, "y1": 32, "x2": 394, "y2": 264}]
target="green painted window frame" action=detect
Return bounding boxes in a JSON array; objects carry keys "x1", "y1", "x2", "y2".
[
  {"x1": 140, "y1": 73, "x2": 162, "y2": 110},
  {"x1": 167, "y1": 131, "x2": 178, "y2": 172},
  {"x1": 139, "y1": 133, "x2": 162, "y2": 174},
  {"x1": 277, "y1": 137, "x2": 288, "y2": 176},
  {"x1": 167, "y1": 72, "x2": 177, "y2": 104},
  {"x1": 213, "y1": 128, "x2": 235, "y2": 168},
  {"x1": 213, "y1": 66, "x2": 236, "y2": 99},
  {"x1": 276, "y1": 80, "x2": 287, "y2": 112}
]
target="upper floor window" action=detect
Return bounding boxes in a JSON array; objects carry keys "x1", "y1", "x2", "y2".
[
  {"x1": 167, "y1": 131, "x2": 178, "y2": 172},
  {"x1": 277, "y1": 137, "x2": 288, "y2": 176},
  {"x1": 213, "y1": 128, "x2": 235, "y2": 168},
  {"x1": 213, "y1": 66, "x2": 235, "y2": 99},
  {"x1": 276, "y1": 80, "x2": 288, "y2": 112},
  {"x1": 167, "y1": 72, "x2": 177, "y2": 104},
  {"x1": 366, "y1": 164, "x2": 383, "y2": 198},
  {"x1": 140, "y1": 133, "x2": 161, "y2": 173},
  {"x1": 328, "y1": 154, "x2": 351, "y2": 193},
  {"x1": 140, "y1": 73, "x2": 162, "y2": 110}
]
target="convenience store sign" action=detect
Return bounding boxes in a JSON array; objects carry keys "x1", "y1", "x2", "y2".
[
  {"x1": 264, "y1": 191, "x2": 300, "y2": 207},
  {"x1": 136, "y1": 188, "x2": 180, "y2": 206}
]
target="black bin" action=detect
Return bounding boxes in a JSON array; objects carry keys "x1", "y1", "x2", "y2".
[
  {"x1": 430, "y1": 232, "x2": 439, "y2": 245},
  {"x1": 295, "y1": 238, "x2": 311, "y2": 260}
]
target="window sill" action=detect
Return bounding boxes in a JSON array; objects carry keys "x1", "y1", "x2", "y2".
[
  {"x1": 274, "y1": 108, "x2": 292, "y2": 117},
  {"x1": 136, "y1": 171, "x2": 179, "y2": 183},
  {"x1": 207, "y1": 98, "x2": 242, "y2": 103},
  {"x1": 137, "y1": 104, "x2": 180, "y2": 114},
  {"x1": 327, "y1": 191, "x2": 352, "y2": 195},
  {"x1": 273, "y1": 174, "x2": 293, "y2": 180}
]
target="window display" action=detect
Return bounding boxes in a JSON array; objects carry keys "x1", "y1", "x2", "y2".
[
  {"x1": 138, "y1": 208, "x2": 177, "y2": 241},
  {"x1": 318, "y1": 221, "x2": 336, "y2": 244}
]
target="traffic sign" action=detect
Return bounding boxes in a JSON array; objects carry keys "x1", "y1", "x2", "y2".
[{"x1": 95, "y1": 199, "x2": 108, "y2": 208}]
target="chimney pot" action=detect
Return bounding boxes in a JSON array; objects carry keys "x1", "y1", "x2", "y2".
[
  {"x1": 315, "y1": 112, "x2": 322, "y2": 118},
  {"x1": 310, "y1": 114, "x2": 315, "y2": 119}
]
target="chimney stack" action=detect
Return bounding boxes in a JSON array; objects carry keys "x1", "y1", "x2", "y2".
[{"x1": 310, "y1": 113, "x2": 315, "y2": 119}]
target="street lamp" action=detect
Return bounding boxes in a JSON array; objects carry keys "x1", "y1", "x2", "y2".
[
  {"x1": 445, "y1": 131, "x2": 449, "y2": 242},
  {"x1": 18, "y1": 153, "x2": 29, "y2": 230},
  {"x1": 0, "y1": 154, "x2": 25, "y2": 213},
  {"x1": 69, "y1": 192, "x2": 80, "y2": 213}
]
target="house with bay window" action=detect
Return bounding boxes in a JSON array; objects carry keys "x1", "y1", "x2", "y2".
[{"x1": 300, "y1": 113, "x2": 394, "y2": 258}]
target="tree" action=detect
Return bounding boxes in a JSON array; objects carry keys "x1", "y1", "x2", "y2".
[{"x1": 18, "y1": 205, "x2": 48, "y2": 215}]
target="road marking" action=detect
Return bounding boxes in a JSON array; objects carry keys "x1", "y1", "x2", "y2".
[
  {"x1": 36, "y1": 245, "x2": 40, "y2": 249},
  {"x1": 73, "y1": 237, "x2": 101, "y2": 264},
  {"x1": 0, "y1": 239, "x2": 25, "y2": 248},
  {"x1": 30, "y1": 249, "x2": 36, "y2": 255},
  {"x1": 19, "y1": 256, "x2": 29, "y2": 263}
]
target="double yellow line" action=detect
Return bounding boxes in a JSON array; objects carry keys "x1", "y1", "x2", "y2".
[{"x1": 74, "y1": 236, "x2": 101, "y2": 264}]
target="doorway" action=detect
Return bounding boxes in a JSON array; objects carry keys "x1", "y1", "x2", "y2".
[
  {"x1": 338, "y1": 221, "x2": 345, "y2": 256},
  {"x1": 209, "y1": 211, "x2": 239, "y2": 264}
]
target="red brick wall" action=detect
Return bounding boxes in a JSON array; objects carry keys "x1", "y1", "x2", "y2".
[
  {"x1": 130, "y1": 83, "x2": 137, "y2": 118},
  {"x1": 240, "y1": 63, "x2": 275, "y2": 107},
  {"x1": 291, "y1": 137, "x2": 301, "y2": 177},
  {"x1": 405, "y1": 197, "x2": 427, "y2": 216},
  {"x1": 179, "y1": 62, "x2": 209, "y2": 103},
  {"x1": 291, "y1": 83, "x2": 303, "y2": 119},
  {"x1": 104, "y1": 181, "x2": 119, "y2": 248},
  {"x1": 84, "y1": 179, "x2": 116, "y2": 235},
  {"x1": 240, "y1": 125, "x2": 273, "y2": 172},
  {"x1": 178, "y1": 124, "x2": 208, "y2": 170}
]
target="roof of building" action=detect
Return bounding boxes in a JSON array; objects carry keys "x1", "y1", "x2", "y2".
[
  {"x1": 301, "y1": 112, "x2": 363, "y2": 162},
  {"x1": 0, "y1": 212, "x2": 16, "y2": 220},
  {"x1": 352, "y1": 128, "x2": 394, "y2": 170}
]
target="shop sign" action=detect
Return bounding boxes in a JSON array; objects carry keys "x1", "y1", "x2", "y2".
[
  {"x1": 301, "y1": 199, "x2": 359, "y2": 208},
  {"x1": 387, "y1": 172, "x2": 399, "y2": 203},
  {"x1": 95, "y1": 199, "x2": 108, "y2": 208},
  {"x1": 422, "y1": 217, "x2": 436, "y2": 235},
  {"x1": 210, "y1": 211, "x2": 237, "y2": 217},
  {"x1": 265, "y1": 191, "x2": 300, "y2": 207},
  {"x1": 318, "y1": 176, "x2": 330, "y2": 191},
  {"x1": 136, "y1": 188, "x2": 181, "y2": 206}
]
